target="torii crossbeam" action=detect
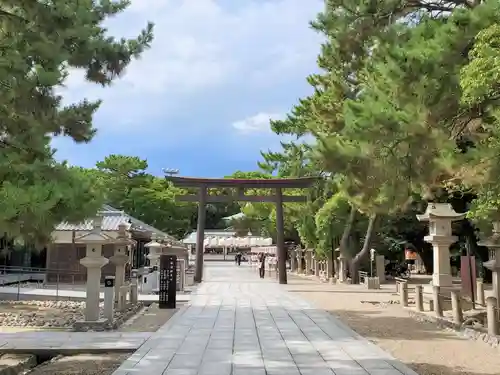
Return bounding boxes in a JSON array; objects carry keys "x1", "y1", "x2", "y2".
[{"x1": 166, "y1": 176, "x2": 317, "y2": 284}]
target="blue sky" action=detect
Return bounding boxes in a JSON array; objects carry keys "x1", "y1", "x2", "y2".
[{"x1": 53, "y1": 0, "x2": 324, "y2": 177}]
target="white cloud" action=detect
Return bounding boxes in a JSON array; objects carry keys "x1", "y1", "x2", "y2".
[
  {"x1": 232, "y1": 112, "x2": 285, "y2": 133},
  {"x1": 58, "y1": 0, "x2": 324, "y2": 131}
]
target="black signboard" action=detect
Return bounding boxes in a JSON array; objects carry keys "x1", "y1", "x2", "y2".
[
  {"x1": 159, "y1": 254, "x2": 177, "y2": 309},
  {"x1": 104, "y1": 276, "x2": 115, "y2": 288}
]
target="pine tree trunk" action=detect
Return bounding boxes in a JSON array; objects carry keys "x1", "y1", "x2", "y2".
[
  {"x1": 350, "y1": 214, "x2": 378, "y2": 284},
  {"x1": 339, "y1": 205, "x2": 357, "y2": 257}
]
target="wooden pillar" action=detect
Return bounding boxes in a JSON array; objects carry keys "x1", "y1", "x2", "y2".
[
  {"x1": 275, "y1": 187, "x2": 287, "y2": 284},
  {"x1": 195, "y1": 186, "x2": 207, "y2": 283}
]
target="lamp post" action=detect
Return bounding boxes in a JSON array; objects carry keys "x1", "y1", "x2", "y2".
[{"x1": 370, "y1": 248, "x2": 376, "y2": 277}]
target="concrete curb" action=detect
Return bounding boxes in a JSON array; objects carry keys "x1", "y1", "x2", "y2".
[{"x1": 0, "y1": 354, "x2": 37, "y2": 375}]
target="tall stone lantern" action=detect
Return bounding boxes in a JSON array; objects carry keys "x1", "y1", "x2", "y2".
[
  {"x1": 417, "y1": 203, "x2": 465, "y2": 287},
  {"x1": 75, "y1": 214, "x2": 114, "y2": 322},
  {"x1": 478, "y1": 222, "x2": 500, "y2": 304},
  {"x1": 110, "y1": 223, "x2": 135, "y2": 303}
]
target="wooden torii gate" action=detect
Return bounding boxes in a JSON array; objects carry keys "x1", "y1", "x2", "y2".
[{"x1": 166, "y1": 176, "x2": 317, "y2": 284}]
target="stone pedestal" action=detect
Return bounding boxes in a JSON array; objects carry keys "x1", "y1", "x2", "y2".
[
  {"x1": 338, "y1": 255, "x2": 348, "y2": 283},
  {"x1": 417, "y1": 203, "x2": 465, "y2": 288},
  {"x1": 130, "y1": 278, "x2": 138, "y2": 305},
  {"x1": 146, "y1": 246, "x2": 161, "y2": 293},
  {"x1": 118, "y1": 285, "x2": 129, "y2": 311},
  {"x1": 375, "y1": 255, "x2": 386, "y2": 284},
  {"x1": 366, "y1": 277, "x2": 380, "y2": 289},
  {"x1": 104, "y1": 276, "x2": 115, "y2": 321},
  {"x1": 479, "y1": 222, "x2": 500, "y2": 306},
  {"x1": 290, "y1": 250, "x2": 297, "y2": 272},
  {"x1": 314, "y1": 257, "x2": 320, "y2": 277},
  {"x1": 110, "y1": 251, "x2": 129, "y2": 304},
  {"x1": 296, "y1": 250, "x2": 304, "y2": 274},
  {"x1": 327, "y1": 253, "x2": 334, "y2": 282},
  {"x1": 177, "y1": 259, "x2": 186, "y2": 292},
  {"x1": 80, "y1": 249, "x2": 108, "y2": 321},
  {"x1": 305, "y1": 250, "x2": 313, "y2": 275},
  {"x1": 430, "y1": 238, "x2": 456, "y2": 287}
]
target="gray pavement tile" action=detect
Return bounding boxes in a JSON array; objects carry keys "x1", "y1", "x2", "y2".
[{"x1": 103, "y1": 263, "x2": 421, "y2": 375}]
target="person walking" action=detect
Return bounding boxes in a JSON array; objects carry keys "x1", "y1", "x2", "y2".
[
  {"x1": 236, "y1": 252, "x2": 242, "y2": 266},
  {"x1": 259, "y1": 252, "x2": 266, "y2": 279}
]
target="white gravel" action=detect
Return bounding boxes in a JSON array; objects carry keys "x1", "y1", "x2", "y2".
[{"x1": 0, "y1": 300, "x2": 133, "y2": 328}]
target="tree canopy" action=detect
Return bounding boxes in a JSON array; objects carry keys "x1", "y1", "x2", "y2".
[
  {"x1": 242, "y1": 0, "x2": 500, "y2": 280},
  {"x1": 5, "y1": 0, "x2": 500, "y2": 284},
  {"x1": 0, "y1": 0, "x2": 153, "y2": 244}
]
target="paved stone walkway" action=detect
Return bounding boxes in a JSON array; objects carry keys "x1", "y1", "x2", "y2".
[
  {"x1": 0, "y1": 332, "x2": 151, "y2": 354},
  {"x1": 112, "y1": 263, "x2": 419, "y2": 375}
]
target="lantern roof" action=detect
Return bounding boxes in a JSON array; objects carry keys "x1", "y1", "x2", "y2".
[{"x1": 416, "y1": 203, "x2": 465, "y2": 222}]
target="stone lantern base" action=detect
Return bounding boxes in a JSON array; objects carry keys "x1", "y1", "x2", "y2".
[{"x1": 74, "y1": 318, "x2": 110, "y2": 332}]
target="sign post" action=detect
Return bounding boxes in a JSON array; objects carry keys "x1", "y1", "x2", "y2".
[{"x1": 159, "y1": 254, "x2": 177, "y2": 309}]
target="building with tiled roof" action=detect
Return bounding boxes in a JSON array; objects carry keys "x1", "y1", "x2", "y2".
[{"x1": 48, "y1": 205, "x2": 187, "y2": 282}]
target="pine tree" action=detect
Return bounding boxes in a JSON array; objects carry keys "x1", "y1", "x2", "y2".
[{"x1": 0, "y1": 0, "x2": 153, "y2": 243}]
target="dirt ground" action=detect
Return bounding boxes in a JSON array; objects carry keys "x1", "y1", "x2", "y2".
[
  {"x1": 26, "y1": 354, "x2": 130, "y2": 375},
  {"x1": 118, "y1": 302, "x2": 179, "y2": 332},
  {"x1": 285, "y1": 274, "x2": 500, "y2": 375}
]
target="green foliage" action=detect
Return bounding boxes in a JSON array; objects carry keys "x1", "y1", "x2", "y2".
[
  {"x1": 245, "y1": 0, "x2": 500, "y2": 272},
  {"x1": 0, "y1": 162, "x2": 104, "y2": 246},
  {"x1": 461, "y1": 23, "x2": 500, "y2": 107},
  {"x1": 314, "y1": 193, "x2": 350, "y2": 257},
  {"x1": 93, "y1": 155, "x2": 196, "y2": 239},
  {"x1": 0, "y1": 0, "x2": 153, "y2": 243}
]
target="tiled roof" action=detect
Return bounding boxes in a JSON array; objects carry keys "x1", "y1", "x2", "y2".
[
  {"x1": 183, "y1": 229, "x2": 236, "y2": 244},
  {"x1": 54, "y1": 211, "x2": 131, "y2": 231},
  {"x1": 55, "y1": 205, "x2": 185, "y2": 247}
]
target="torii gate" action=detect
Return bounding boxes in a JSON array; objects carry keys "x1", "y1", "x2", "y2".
[{"x1": 166, "y1": 176, "x2": 317, "y2": 284}]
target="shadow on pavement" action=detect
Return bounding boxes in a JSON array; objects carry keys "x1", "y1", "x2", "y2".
[
  {"x1": 408, "y1": 362, "x2": 497, "y2": 375},
  {"x1": 287, "y1": 289, "x2": 397, "y2": 295},
  {"x1": 326, "y1": 309, "x2": 457, "y2": 341}
]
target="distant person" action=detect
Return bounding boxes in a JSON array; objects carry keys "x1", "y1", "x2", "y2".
[
  {"x1": 236, "y1": 252, "x2": 242, "y2": 266},
  {"x1": 259, "y1": 252, "x2": 266, "y2": 278}
]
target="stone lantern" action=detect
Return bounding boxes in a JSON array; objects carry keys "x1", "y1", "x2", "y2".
[
  {"x1": 110, "y1": 223, "x2": 134, "y2": 303},
  {"x1": 144, "y1": 235, "x2": 164, "y2": 292},
  {"x1": 417, "y1": 203, "x2": 465, "y2": 287},
  {"x1": 145, "y1": 235, "x2": 164, "y2": 267},
  {"x1": 478, "y1": 221, "x2": 500, "y2": 304},
  {"x1": 75, "y1": 214, "x2": 114, "y2": 322}
]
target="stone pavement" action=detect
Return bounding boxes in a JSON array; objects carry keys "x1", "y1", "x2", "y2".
[
  {"x1": 0, "y1": 332, "x2": 151, "y2": 354},
  {"x1": 112, "y1": 262, "x2": 419, "y2": 375}
]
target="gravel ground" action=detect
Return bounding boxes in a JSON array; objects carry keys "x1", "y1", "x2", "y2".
[
  {"x1": 0, "y1": 300, "x2": 138, "y2": 330},
  {"x1": 25, "y1": 303, "x2": 181, "y2": 375},
  {"x1": 285, "y1": 274, "x2": 500, "y2": 375}
]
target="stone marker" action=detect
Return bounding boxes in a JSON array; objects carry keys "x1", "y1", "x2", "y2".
[{"x1": 104, "y1": 276, "x2": 115, "y2": 321}]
